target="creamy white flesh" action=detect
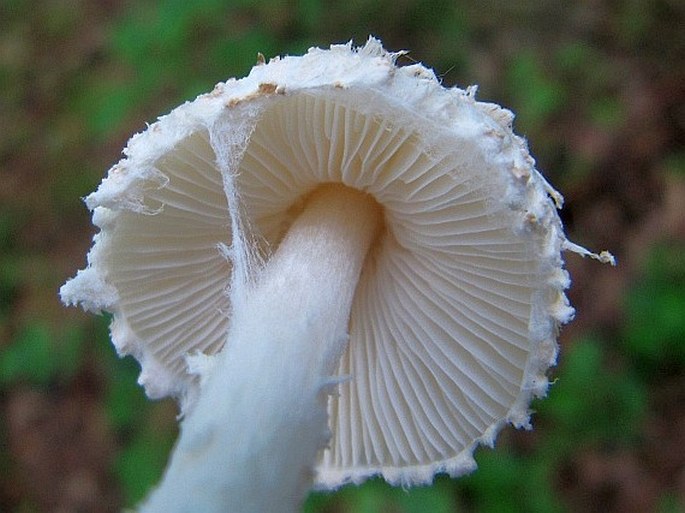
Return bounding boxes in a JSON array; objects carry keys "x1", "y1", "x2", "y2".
[{"x1": 140, "y1": 185, "x2": 381, "y2": 513}]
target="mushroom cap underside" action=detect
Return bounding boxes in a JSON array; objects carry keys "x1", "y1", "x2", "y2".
[{"x1": 61, "y1": 39, "x2": 575, "y2": 488}]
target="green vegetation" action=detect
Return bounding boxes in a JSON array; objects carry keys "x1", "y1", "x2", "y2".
[
  {"x1": 624, "y1": 243, "x2": 685, "y2": 379},
  {"x1": 0, "y1": 323, "x2": 85, "y2": 388}
]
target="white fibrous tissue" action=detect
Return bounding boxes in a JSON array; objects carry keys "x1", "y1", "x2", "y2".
[{"x1": 61, "y1": 37, "x2": 614, "y2": 502}]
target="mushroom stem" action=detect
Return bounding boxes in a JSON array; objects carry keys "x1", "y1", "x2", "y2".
[{"x1": 139, "y1": 184, "x2": 382, "y2": 513}]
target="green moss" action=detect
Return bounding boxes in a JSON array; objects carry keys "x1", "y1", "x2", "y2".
[
  {"x1": 624, "y1": 242, "x2": 685, "y2": 377},
  {"x1": 506, "y1": 51, "x2": 566, "y2": 134},
  {"x1": 590, "y1": 96, "x2": 626, "y2": 129},
  {"x1": 114, "y1": 411, "x2": 177, "y2": 506},
  {"x1": 0, "y1": 322, "x2": 84, "y2": 388},
  {"x1": 542, "y1": 338, "x2": 647, "y2": 448}
]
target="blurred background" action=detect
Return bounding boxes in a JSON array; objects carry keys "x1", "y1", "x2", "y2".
[{"x1": 1, "y1": 0, "x2": 683, "y2": 512}]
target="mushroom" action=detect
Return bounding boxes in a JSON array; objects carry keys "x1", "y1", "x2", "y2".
[{"x1": 60, "y1": 38, "x2": 614, "y2": 512}]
